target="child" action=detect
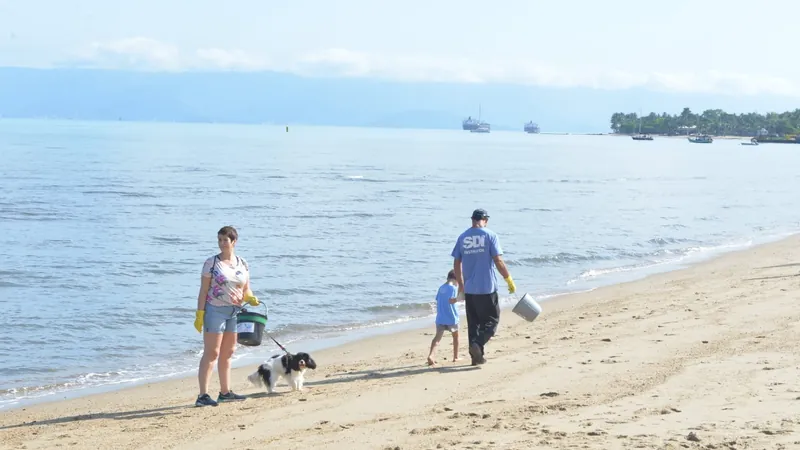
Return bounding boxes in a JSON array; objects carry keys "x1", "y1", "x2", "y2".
[{"x1": 427, "y1": 269, "x2": 461, "y2": 366}]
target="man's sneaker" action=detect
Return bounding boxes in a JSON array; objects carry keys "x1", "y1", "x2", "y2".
[
  {"x1": 195, "y1": 393, "x2": 218, "y2": 407},
  {"x1": 469, "y1": 343, "x2": 486, "y2": 366},
  {"x1": 217, "y1": 390, "x2": 247, "y2": 402}
]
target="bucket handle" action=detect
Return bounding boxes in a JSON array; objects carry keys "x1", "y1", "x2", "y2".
[{"x1": 234, "y1": 301, "x2": 268, "y2": 317}]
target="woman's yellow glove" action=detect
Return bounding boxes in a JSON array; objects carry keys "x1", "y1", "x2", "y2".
[
  {"x1": 244, "y1": 295, "x2": 260, "y2": 306},
  {"x1": 194, "y1": 310, "x2": 205, "y2": 333},
  {"x1": 504, "y1": 276, "x2": 516, "y2": 294}
]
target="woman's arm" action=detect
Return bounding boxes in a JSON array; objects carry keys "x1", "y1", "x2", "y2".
[
  {"x1": 241, "y1": 259, "x2": 257, "y2": 305},
  {"x1": 197, "y1": 275, "x2": 211, "y2": 310},
  {"x1": 244, "y1": 279, "x2": 254, "y2": 298}
]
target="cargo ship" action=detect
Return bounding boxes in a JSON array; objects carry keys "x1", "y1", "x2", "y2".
[
  {"x1": 524, "y1": 121, "x2": 540, "y2": 133},
  {"x1": 462, "y1": 104, "x2": 489, "y2": 131},
  {"x1": 462, "y1": 116, "x2": 480, "y2": 131}
]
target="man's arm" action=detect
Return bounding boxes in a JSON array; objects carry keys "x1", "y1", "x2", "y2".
[
  {"x1": 494, "y1": 255, "x2": 516, "y2": 294},
  {"x1": 493, "y1": 255, "x2": 510, "y2": 279}
]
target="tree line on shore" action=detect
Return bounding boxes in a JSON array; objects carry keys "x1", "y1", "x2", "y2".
[{"x1": 610, "y1": 108, "x2": 800, "y2": 136}]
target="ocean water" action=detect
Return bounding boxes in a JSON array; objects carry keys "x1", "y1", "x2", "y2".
[{"x1": 1, "y1": 119, "x2": 799, "y2": 410}]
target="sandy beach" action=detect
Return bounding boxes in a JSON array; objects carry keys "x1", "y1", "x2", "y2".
[{"x1": 3, "y1": 236, "x2": 800, "y2": 449}]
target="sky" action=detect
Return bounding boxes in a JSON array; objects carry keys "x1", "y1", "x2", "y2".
[{"x1": 1, "y1": 0, "x2": 799, "y2": 98}]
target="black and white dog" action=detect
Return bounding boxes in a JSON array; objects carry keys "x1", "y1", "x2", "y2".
[{"x1": 247, "y1": 352, "x2": 317, "y2": 394}]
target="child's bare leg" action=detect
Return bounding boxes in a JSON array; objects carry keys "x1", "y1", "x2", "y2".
[
  {"x1": 452, "y1": 330, "x2": 460, "y2": 362},
  {"x1": 427, "y1": 327, "x2": 445, "y2": 365}
]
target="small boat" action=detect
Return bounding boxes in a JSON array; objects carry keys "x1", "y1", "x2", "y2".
[
  {"x1": 741, "y1": 138, "x2": 759, "y2": 146},
  {"x1": 631, "y1": 114, "x2": 653, "y2": 140},
  {"x1": 471, "y1": 123, "x2": 490, "y2": 133},
  {"x1": 688, "y1": 134, "x2": 713, "y2": 143}
]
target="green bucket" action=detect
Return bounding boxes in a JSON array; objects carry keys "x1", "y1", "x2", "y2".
[{"x1": 236, "y1": 306, "x2": 268, "y2": 346}]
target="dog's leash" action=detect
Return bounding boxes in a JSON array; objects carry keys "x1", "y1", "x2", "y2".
[{"x1": 266, "y1": 333, "x2": 290, "y2": 355}]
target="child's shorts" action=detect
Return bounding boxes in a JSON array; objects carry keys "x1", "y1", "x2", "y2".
[{"x1": 436, "y1": 324, "x2": 458, "y2": 333}]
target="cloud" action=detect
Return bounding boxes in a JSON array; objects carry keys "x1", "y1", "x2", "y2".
[
  {"x1": 194, "y1": 48, "x2": 267, "y2": 71},
  {"x1": 71, "y1": 37, "x2": 182, "y2": 71},
  {"x1": 290, "y1": 48, "x2": 800, "y2": 97},
  {"x1": 62, "y1": 38, "x2": 800, "y2": 97},
  {"x1": 65, "y1": 37, "x2": 266, "y2": 72}
]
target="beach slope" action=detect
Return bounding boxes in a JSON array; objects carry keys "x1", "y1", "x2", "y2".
[{"x1": 3, "y1": 236, "x2": 800, "y2": 449}]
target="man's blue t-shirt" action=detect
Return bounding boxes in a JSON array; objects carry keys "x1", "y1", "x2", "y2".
[
  {"x1": 435, "y1": 282, "x2": 459, "y2": 326},
  {"x1": 451, "y1": 227, "x2": 503, "y2": 295}
]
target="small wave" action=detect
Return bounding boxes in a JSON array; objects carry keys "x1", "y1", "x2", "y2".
[
  {"x1": 41, "y1": 239, "x2": 74, "y2": 245},
  {"x1": 343, "y1": 175, "x2": 386, "y2": 183},
  {"x1": 646, "y1": 237, "x2": 698, "y2": 246},
  {"x1": 0, "y1": 364, "x2": 196, "y2": 410},
  {"x1": 518, "y1": 207, "x2": 562, "y2": 212},
  {"x1": 0, "y1": 215, "x2": 69, "y2": 222},
  {"x1": 82, "y1": 190, "x2": 157, "y2": 198},
  {"x1": 506, "y1": 252, "x2": 612, "y2": 266},
  {"x1": 219, "y1": 204, "x2": 282, "y2": 211},
  {"x1": 365, "y1": 302, "x2": 434, "y2": 314},
  {"x1": 131, "y1": 203, "x2": 172, "y2": 209},
  {"x1": 292, "y1": 212, "x2": 392, "y2": 219},
  {"x1": 258, "y1": 254, "x2": 317, "y2": 261},
  {"x1": 507, "y1": 239, "x2": 709, "y2": 268},
  {"x1": 324, "y1": 281, "x2": 371, "y2": 290},
  {"x1": 0, "y1": 207, "x2": 72, "y2": 221},
  {"x1": 262, "y1": 288, "x2": 320, "y2": 296},
  {"x1": 565, "y1": 240, "x2": 754, "y2": 285},
  {"x1": 151, "y1": 236, "x2": 196, "y2": 245},
  {"x1": 572, "y1": 262, "x2": 664, "y2": 281},
  {"x1": 141, "y1": 268, "x2": 185, "y2": 275},
  {"x1": 162, "y1": 307, "x2": 196, "y2": 313}
]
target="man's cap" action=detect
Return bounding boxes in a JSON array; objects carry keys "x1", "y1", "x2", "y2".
[{"x1": 471, "y1": 208, "x2": 489, "y2": 220}]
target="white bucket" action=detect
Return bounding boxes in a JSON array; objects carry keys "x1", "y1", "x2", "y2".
[{"x1": 511, "y1": 293, "x2": 542, "y2": 322}]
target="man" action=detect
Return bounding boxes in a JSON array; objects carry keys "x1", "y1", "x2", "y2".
[{"x1": 451, "y1": 208, "x2": 516, "y2": 366}]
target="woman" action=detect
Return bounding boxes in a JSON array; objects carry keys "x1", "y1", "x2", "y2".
[{"x1": 194, "y1": 225, "x2": 260, "y2": 407}]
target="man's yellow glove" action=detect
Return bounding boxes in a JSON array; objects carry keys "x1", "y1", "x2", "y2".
[
  {"x1": 194, "y1": 310, "x2": 205, "y2": 333},
  {"x1": 244, "y1": 295, "x2": 260, "y2": 306},
  {"x1": 504, "y1": 276, "x2": 516, "y2": 294}
]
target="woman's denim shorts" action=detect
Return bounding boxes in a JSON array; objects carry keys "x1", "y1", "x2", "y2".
[{"x1": 204, "y1": 303, "x2": 238, "y2": 333}]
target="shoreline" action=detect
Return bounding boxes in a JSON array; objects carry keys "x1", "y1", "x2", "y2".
[
  {"x1": 1, "y1": 229, "x2": 788, "y2": 413},
  {"x1": 605, "y1": 133, "x2": 756, "y2": 140},
  {"x1": 3, "y1": 234, "x2": 800, "y2": 448}
]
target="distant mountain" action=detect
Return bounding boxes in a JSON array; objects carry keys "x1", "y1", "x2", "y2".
[
  {"x1": 0, "y1": 67, "x2": 797, "y2": 133},
  {"x1": 367, "y1": 109, "x2": 494, "y2": 130}
]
